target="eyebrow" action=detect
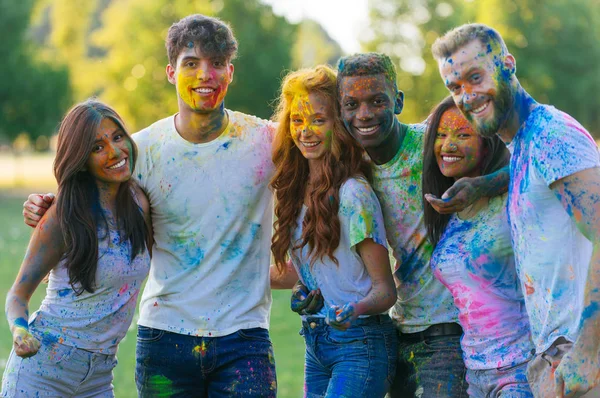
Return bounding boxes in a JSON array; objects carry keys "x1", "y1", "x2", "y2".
[
  {"x1": 94, "y1": 128, "x2": 122, "y2": 143},
  {"x1": 180, "y1": 56, "x2": 199, "y2": 63}
]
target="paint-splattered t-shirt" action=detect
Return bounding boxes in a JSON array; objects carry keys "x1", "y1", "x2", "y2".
[
  {"x1": 431, "y1": 193, "x2": 534, "y2": 369},
  {"x1": 290, "y1": 177, "x2": 388, "y2": 317},
  {"x1": 30, "y1": 227, "x2": 150, "y2": 355},
  {"x1": 507, "y1": 104, "x2": 600, "y2": 353},
  {"x1": 134, "y1": 111, "x2": 275, "y2": 337},
  {"x1": 371, "y1": 123, "x2": 458, "y2": 333}
]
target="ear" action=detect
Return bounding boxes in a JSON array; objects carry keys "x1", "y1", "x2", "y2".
[
  {"x1": 166, "y1": 64, "x2": 176, "y2": 85},
  {"x1": 394, "y1": 90, "x2": 404, "y2": 115},
  {"x1": 227, "y1": 62, "x2": 234, "y2": 83},
  {"x1": 503, "y1": 54, "x2": 516, "y2": 75}
]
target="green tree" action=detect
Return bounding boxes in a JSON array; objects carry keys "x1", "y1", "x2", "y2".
[
  {"x1": 291, "y1": 19, "x2": 343, "y2": 69},
  {"x1": 364, "y1": 0, "x2": 472, "y2": 123},
  {"x1": 44, "y1": 0, "x2": 297, "y2": 131},
  {"x1": 0, "y1": 0, "x2": 71, "y2": 143},
  {"x1": 217, "y1": 0, "x2": 296, "y2": 118}
]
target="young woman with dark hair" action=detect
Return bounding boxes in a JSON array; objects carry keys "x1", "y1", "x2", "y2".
[
  {"x1": 2, "y1": 99, "x2": 151, "y2": 397},
  {"x1": 271, "y1": 65, "x2": 397, "y2": 397},
  {"x1": 422, "y1": 97, "x2": 534, "y2": 397}
]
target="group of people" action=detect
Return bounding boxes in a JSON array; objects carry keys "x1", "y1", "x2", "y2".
[{"x1": 2, "y1": 13, "x2": 599, "y2": 398}]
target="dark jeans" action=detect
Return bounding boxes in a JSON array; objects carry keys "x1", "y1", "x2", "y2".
[
  {"x1": 301, "y1": 315, "x2": 398, "y2": 397},
  {"x1": 135, "y1": 326, "x2": 276, "y2": 397},
  {"x1": 389, "y1": 330, "x2": 468, "y2": 398}
]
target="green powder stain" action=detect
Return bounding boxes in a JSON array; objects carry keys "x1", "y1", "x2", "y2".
[{"x1": 148, "y1": 375, "x2": 174, "y2": 398}]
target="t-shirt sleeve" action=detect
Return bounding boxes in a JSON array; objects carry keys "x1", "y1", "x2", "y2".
[
  {"x1": 339, "y1": 178, "x2": 388, "y2": 249},
  {"x1": 132, "y1": 132, "x2": 150, "y2": 192},
  {"x1": 266, "y1": 120, "x2": 277, "y2": 144},
  {"x1": 533, "y1": 111, "x2": 600, "y2": 185}
]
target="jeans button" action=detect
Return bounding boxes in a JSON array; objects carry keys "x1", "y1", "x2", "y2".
[{"x1": 310, "y1": 322, "x2": 317, "y2": 329}]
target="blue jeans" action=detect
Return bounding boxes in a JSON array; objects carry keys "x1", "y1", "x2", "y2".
[
  {"x1": 135, "y1": 326, "x2": 276, "y2": 397},
  {"x1": 301, "y1": 315, "x2": 398, "y2": 397},
  {"x1": 467, "y1": 361, "x2": 532, "y2": 397},
  {"x1": 389, "y1": 331, "x2": 468, "y2": 398}
]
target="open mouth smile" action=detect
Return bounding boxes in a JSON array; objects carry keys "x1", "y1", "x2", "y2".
[
  {"x1": 192, "y1": 87, "x2": 216, "y2": 94},
  {"x1": 107, "y1": 158, "x2": 127, "y2": 170},
  {"x1": 354, "y1": 125, "x2": 379, "y2": 135},
  {"x1": 441, "y1": 155, "x2": 463, "y2": 163},
  {"x1": 301, "y1": 141, "x2": 321, "y2": 148},
  {"x1": 470, "y1": 101, "x2": 489, "y2": 115}
]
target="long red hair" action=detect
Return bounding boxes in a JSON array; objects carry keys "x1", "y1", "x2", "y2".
[{"x1": 270, "y1": 65, "x2": 371, "y2": 270}]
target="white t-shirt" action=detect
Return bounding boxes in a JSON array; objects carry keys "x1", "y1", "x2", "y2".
[
  {"x1": 134, "y1": 111, "x2": 275, "y2": 337},
  {"x1": 32, "y1": 227, "x2": 150, "y2": 355},
  {"x1": 507, "y1": 104, "x2": 600, "y2": 352},
  {"x1": 431, "y1": 194, "x2": 534, "y2": 370},
  {"x1": 290, "y1": 177, "x2": 388, "y2": 317}
]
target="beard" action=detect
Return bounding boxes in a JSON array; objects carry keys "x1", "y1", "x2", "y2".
[{"x1": 468, "y1": 78, "x2": 514, "y2": 138}]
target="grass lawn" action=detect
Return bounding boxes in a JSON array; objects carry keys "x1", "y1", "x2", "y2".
[{"x1": 0, "y1": 194, "x2": 305, "y2": 397}]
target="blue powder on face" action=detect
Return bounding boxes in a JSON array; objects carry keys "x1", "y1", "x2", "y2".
[{"x1": 187, "y1": 41, "x2": 194, "y2": 48}]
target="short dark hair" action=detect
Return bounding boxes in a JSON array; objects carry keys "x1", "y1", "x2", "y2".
[
  {"x1": 166, "y1": 14, "x2": 238, "y2": 66},
  {"x1": 336, "y1": 53, "x2": 398, "y2": 92},
  {"x1": 422, "y1": 96, "x2": 510, "y2": 247}
]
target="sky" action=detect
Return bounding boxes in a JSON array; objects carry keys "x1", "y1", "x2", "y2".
[{"x1": 260, "y1": 0, "x2": 370, "y2": 54}]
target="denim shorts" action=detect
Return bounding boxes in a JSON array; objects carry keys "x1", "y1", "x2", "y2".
[
  {"x1": 135, "y1": 326, "x2": 276, "y2": 397},
  {"x1": 1, "y1": 341, "x2": 117, "y2": 397},
  {"x1": 301, "y1": 315, "x2": 398, "y2": 397}
]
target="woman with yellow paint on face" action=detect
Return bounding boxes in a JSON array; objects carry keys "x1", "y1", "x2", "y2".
[{"x1": 270, "y1": 65, "x2": 398, "y2": 397}]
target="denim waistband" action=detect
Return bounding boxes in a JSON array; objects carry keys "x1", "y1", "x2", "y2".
[{"x1": 302, "y1": 314, "x2": 392, "y2": 328}]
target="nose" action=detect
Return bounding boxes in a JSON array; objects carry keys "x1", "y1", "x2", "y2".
[
  {"x1": 106, "y1": 143, "x2": 121, "y2": 159},
  {"x1": 299, "y1": 125, "x2": 314, "y2": 139},
  {"x1": 196, "y1": 61, "x2": 212, "y2": 81},
  {"x1": 460, "y1": 88, "x2": 478, "y2": 109},
  {"x1": 441, "y1": 138, "x2": 458, "y2": 152},
  {"x1": 356, "y1": 103, "x2": 373, "y2": 121}
]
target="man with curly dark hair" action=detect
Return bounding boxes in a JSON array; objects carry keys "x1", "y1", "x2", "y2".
[{"x1": 23, "y1": 14, "x2": 279, "y2": 397}]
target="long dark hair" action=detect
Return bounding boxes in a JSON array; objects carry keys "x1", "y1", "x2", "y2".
[
  {"x1": 270, "y1": 65, "x2": 371, "y2": 270},
  {"x1": 53, "y1": 99, "x2": 148, "y2": 294},
  {"x1": 422, "y1": 96, "x2": 510, "y2": 248}
]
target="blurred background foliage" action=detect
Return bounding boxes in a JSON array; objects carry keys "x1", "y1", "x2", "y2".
[{"x1": 0, "y1": 0, "x2": 598, "y2": 149}]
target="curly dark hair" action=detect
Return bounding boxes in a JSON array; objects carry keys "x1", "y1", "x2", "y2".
[{"x1": 166, "y1": 14, "x2": 238, "y2": 66}]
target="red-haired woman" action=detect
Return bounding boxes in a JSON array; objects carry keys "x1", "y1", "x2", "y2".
[
  {"x1": 2, "y1": 100, "x2": 151, "y2": 397},
  {"x1": 270, "y1": 65, "x2": 397, "y2": 397}
]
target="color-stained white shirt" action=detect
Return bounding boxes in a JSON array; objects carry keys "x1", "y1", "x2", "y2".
[
  {"x1": 431, "y1": 194, "x2": 534, "y2": 369},
  {"x1": 290, "y1": 178, "x2": 388, "y2": 317},
  {"x1": 507, "y1": 104, "x2": 600, "y2": 352},
  {"x1": 134, "y1": 111, "x2": 275, "y2": 337},
  {"x1": 372, "y1": 123, "x2": 458, "y2": 333},
  {"x1": 31, "y1": 226, "x2": 150, "y2": 355}
]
